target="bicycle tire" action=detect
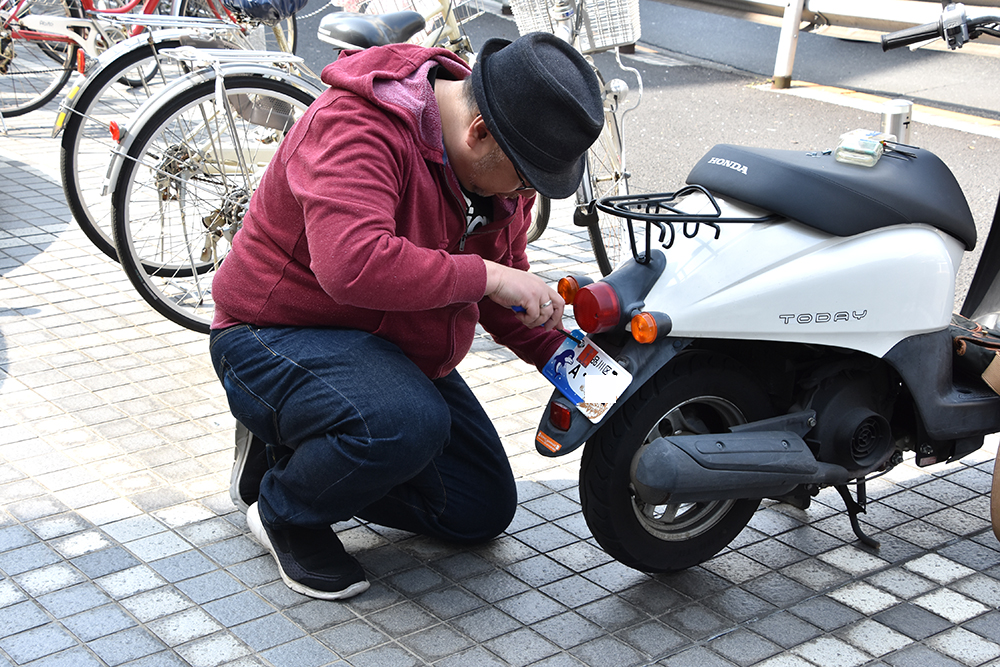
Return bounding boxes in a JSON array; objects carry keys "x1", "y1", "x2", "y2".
[
  {"x1": 579, "y1": 69, "x2": 628, "y2": 276},
  {"x1": 583, "y1": 106, "x2": 627, "y2": 276},
  {"x1": 525, "y1": 194, "x2": 549, "y2": 244},
  {"x1": 60, "y1": 38, "x2": 191, "y2": 261},
  {"x1": 110, "y1": 73, "x2": 316, "y2": 332},
  {"x1": 0, "y1": 0, "x2": 82, "y2": 117}
]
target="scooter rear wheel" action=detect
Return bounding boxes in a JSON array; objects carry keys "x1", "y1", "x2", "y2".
[{"x1": 579, "y1": 350, "x2": 772, "y2": 573}]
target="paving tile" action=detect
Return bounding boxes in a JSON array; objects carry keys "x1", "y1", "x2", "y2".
[
  {"x1": 659, "y1": 644, "x2": 739, "y2": 667},
  {"x1": 483, "y1": 627, "x2": 560, "y2": 667},
  {"x1": 398, "y1": 623, "x2": 474, "y2": 662},
  {"x1": 0, "y1": 623, "x2": 78, "y2": 664},
  {"x1": 747, "y1": 611, "x2": 823, "y2": 649},
  {"x1": 172, "y1": 631, "x2": 252, "y2": 667},
  {"x1": 87, "y1": 627, "x2": 166, "y2": 666},
  {"x1": 0, "y1": 600, "x2": 52, "y2": 638},
  {"x1": 838, "y1": 618, "x2": 913, "y2": 657},
  {"x1": 260, "y1": 635, "x2": 340, "y2": 667},
  {"x1": 37, "y1": 582, "x2": 111, "y2": 619},
  {"x1": 787, "y1": 596, "x2": 864, "y2": 632},
  {"x1": 316, "y1": 619, "x2": 391, "y2": 657},
  {"x1": 874, "y1": 602, "x2": 954, "y2": 640},
  {"x1": 203, "y1": 591, "x2": 279, "y2": 627},
  {"x1": 912, "y1": 588, "x2": 990, "y2": 624},
  {"x1": 661, "y1": 602, "x2": 733, "y2": 641},
  {"x1": 926, "y1": 626, "x2": 1000, "y2": 665},
  {"x1": 881, "y1": 643, "x2": 966, "y2": 667},
  {"x1": 342, "y1": 642, "x2": 420, "y2": 667},
  {"x1": 148, "y1": 607, "x2": 224, "y2": 646},
  {"x1": 61, "y1": 604, "x2": 138, "y2": 642},
  {"x1": 792, "y1": 636, "x2": 870, "y2": 667}
]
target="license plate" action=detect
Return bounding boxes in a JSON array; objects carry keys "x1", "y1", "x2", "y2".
[{"x1": 541, "y1": 330, "x2": 632, "y2": 423}]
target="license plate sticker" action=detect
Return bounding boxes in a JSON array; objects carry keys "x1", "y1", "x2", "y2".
[{"x1": 541, "y1": 330, "x2": 632, "y2": 423}]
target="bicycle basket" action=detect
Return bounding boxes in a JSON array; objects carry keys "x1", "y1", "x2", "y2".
[
  {"x1": 220, "y1": 0, "x2": 307, "y2": 23},
  {"x1": 509, "y1": 0, "x2": 640, "y2": 53}
]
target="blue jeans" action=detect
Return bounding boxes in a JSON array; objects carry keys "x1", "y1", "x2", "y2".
[{"x1": 209, "y1": 325, "x2": 517, "y2": 543}]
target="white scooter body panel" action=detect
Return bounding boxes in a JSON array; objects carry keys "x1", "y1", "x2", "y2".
[{"x1": 639, "y1": 195, "x2": 965, "y2": 357}]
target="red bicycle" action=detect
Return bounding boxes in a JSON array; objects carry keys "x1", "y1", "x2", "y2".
[{"x1": 0, "y1": 0, "x2": 296, "y2": 117}]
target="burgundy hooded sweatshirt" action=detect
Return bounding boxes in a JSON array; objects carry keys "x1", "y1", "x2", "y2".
[{"x1": 211, "y1": 43, "x2": 563, "y2": 379}]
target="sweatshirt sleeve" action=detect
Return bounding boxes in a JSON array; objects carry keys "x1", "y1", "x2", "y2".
[{"x1": 279, "y1": 95, "x2": 488, "y2": 311}]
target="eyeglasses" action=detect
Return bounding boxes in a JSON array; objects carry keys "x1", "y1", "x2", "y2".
[{"x1": 512, "y1": 165, "x2": 533, "y2": 192}]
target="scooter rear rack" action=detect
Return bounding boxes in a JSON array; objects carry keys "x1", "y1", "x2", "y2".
[{"x1": 596, "y1": 186, "x2": 777, "y2": 264}]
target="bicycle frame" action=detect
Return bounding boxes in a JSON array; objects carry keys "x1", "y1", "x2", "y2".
[{"x1": 1, "y1": 0, "x2": 232, "y2": 59}]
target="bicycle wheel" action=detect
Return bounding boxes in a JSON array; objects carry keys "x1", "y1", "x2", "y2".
[
  {"x1": 526, "y1": 194, "x2": 549, "y2": 244},
  {"x1": 0, "y1": 0, "x2": 81, "y2": 117},
  {"x1": 110, "y1": 74, "x2": 316, "y2": 332},
  {"x1": 582, "y1": 103, "x2": 627, "y2": 276},
  {"x1": 60, "y1": 38, "x2": 192, "y2": 261}
]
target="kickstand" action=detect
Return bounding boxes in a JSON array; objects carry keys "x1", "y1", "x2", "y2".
[{"x1": 835, "y1": 480, "x2": 880, "y2": 549}]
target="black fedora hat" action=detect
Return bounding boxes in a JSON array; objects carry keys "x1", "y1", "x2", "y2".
[{"x1": 471, "y1": 33, "x2": 604, "y2": 199}]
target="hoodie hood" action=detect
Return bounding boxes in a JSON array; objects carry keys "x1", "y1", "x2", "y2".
[{"x1": 320, "y1": 44, "x2": 472, "y2": 162}]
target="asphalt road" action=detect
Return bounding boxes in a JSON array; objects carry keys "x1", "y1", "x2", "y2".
[{"x1": 290, "y1": 0, "x2": 1000, "y2": 302}]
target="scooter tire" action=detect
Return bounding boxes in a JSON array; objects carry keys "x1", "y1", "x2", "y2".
[{"x1": 579, "y1": 350, "x2": 772, "y2": 573}]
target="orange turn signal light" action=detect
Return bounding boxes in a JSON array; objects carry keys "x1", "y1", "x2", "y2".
[
  {"x1": 557, "y1": 275, "x2": 593, "y2": 306},
  {"x1": 630, "y1": 311, "x2": 672, "y2": 344},
  {"x1": 631, "y1": 312, "x2": 658, "y2": 344}
]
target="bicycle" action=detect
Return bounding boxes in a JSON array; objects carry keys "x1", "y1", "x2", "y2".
[
  {"x1": 0, "y1": 0, "x2": 297, "y2": 118},
  {"x1": 102, "y1": 0, "x2": 485, "y2": 331},
  {"x1": 53, "y1": 19, "x2": 279, "y2": 264},
  {"x1": 509, "y1": 0, "x2": 642, "y2": 275},
  {"x1": 103, "y1": 47, "x2": 323, "y2": 331}
]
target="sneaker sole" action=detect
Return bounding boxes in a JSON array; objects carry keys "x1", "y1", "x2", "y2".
[{"x1": 246, "y1": 503, "x2": 370, "y2": 601}]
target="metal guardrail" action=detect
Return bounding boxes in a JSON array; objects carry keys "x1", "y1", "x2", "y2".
[{"x1": 656, "y1": 0, "x2": 1000, "y2": 87}]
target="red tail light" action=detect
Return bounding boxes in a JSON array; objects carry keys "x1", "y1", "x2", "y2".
[
  {"x1": 573, "y1": 282, "x2": 620, "y2": 334},
  {"x1": 548, "y1": 401, "x2": 573, "y2": 431}
]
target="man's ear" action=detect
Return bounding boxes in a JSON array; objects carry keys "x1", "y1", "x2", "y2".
[{"x1": 465, "y1": 115, "x2": 495, "y2": 154}]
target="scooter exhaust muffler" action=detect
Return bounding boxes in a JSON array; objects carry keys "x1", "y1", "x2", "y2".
[{"x1": 631, "y1": 428, "x2": 854, "y2": 505}]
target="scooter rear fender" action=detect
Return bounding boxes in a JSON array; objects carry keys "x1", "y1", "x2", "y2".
[{"x1": 534, "y1": 335, "x2": 693, "y2": 457}]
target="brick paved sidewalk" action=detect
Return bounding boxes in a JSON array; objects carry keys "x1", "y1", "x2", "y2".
[{"x1": 2, "y1": 105, "x2": 1000, "y2": 667}]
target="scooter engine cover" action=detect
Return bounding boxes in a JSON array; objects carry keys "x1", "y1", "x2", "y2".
[{"x1": 686, "y1": 144, "x2": 977, "y2": 250}]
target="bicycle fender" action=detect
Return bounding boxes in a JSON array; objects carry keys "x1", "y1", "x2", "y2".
[
  {"x1": 535, "y1": 336, "x2": 694, "y2": 457},
  {"x1": 51, "y1": 29, "x2": 239, "y2": 137},
  {"x1": 104, "y1": 63, "x2": 324, "y2": 189}
]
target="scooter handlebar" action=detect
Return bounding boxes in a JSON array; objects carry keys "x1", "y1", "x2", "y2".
[{"x1": 881, "y1": 21, "x2": 941, "y2": 51}]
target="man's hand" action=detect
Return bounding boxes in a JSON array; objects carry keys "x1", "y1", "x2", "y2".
[{"x1": 484, "y1": 261, "x2": 564, "y2": 330}]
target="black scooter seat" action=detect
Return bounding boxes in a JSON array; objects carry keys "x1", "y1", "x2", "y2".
[
  {"x1": 317, "y1": 10, "x2": 426, "y2": 50},
  {"x1": 686, "y1": 144, "x2": 977, "y2": 250}
]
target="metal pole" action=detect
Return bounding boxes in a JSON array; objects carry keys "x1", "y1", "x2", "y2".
[{"x1": 772, "y1": 0, "x2": 805, "y2": 89}]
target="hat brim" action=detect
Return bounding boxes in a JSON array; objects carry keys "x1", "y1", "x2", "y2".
[{"x1": 471, "y1": 38, "x2": 589, "y2": 200}]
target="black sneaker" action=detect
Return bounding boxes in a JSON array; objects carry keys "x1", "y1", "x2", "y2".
[
  {"x1": 247, "y1": 502, "x2": 370, "y2": 600},
  {"x1": 231, "y1": 421, "x2": 268, "y2": 513}
]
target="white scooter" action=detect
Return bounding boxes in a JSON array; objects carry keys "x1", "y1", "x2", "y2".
[{"x1": 533, "y1": 4, "x2": 1000, "y2": 572}]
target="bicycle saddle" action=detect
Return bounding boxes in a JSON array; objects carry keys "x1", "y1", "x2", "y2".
[{"x1": 317, "y1": 11, "x2": 426, "y2": 50}]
